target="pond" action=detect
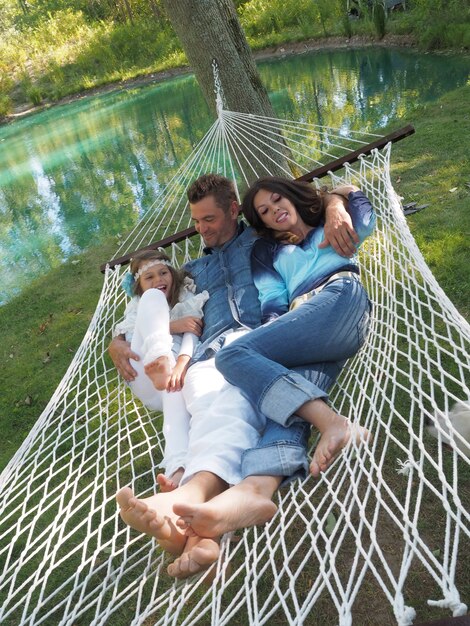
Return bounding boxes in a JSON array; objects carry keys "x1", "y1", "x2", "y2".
[{"x1": 0, "y1": 46, "x2": 468, "y2": 304}]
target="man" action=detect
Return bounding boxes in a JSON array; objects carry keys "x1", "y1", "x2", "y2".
[{"x1": 110, "y1": 174, "x2": 359, "y2": 578}]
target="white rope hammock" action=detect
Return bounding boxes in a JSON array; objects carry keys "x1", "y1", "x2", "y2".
[{"x1": 0, "y1": 105, "x2": 469, "y2": 626}]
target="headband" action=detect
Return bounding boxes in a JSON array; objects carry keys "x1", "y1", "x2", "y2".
[
  {"x1": 134, "y1": 258, "x2": 173, "y2": 281},
  {"x1": 121, "y1": 258, "x2": 174, "y2": 298}
]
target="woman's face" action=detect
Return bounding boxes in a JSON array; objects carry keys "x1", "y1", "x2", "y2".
[
  {"x1": 138, "y1": 263, "x2": 173, "y2": 299},
  {"x1": 253, "y1": 188, "x2": 302, "y2": 232}
]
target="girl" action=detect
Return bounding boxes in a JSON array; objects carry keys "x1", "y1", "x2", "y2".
[
  {"x1": 114, "y1": 250, "x2": 209, "y2": 488},
  {"x1": 215, "y1": 177, "x2": 376, "y2": 477}
]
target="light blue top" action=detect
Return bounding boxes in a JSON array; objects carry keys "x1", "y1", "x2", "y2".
[
  {"x1": 184, "y1": 222, "x2": 262, "y2": 361},
  {"x1": 251, "y1": 191, "x2": 376, "y2": 323}
]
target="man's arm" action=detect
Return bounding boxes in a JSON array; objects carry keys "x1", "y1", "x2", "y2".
[
  {"x1": 108, "y1": 335, "x2": 139, "y2": 382},
  {"x1": 319, "y1": 185, "x2": 360, "y2": 257}
]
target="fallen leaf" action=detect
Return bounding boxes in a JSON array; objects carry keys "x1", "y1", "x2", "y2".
[
  {"x1": 24, "y1": 395, "x2": 32, "y2": 405},
  {"x1": 395, "y1": 176, "x2": 401, "y2": 184},
  {"x1": 325, "y1": 512, "x2": 337, "y2": 536},
  {"x1": 449, "y1": 187, "x2": 458, "y2": 193},
  {"x1": 38, "y1": 313, "x2": 53, "y2": 334},
  {"x1": 42, "y1": 352, "x2": 51, "y2": 364},
  {"x1": 9, "y1": 353, "x2": 14, "y2": 359}
]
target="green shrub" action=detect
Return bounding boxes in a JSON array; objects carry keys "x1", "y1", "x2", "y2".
[
  {"x1": 26, "y1": 86, "x2": 44, "y2": 106},
  {"x1": 239, "y1": 0, "x2": 317, "y2": 37},
  {"x1": 0, "y1": 94, "x2": 12, "y2": 118},
  {"x1": 373, "y1": 0, "x2": 386, "y2": 39}
]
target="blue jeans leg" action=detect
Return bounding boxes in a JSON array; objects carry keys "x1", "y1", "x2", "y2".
[
  {"x1": 241, "y1": 360, "x2": 345, "y2": 484},
  {"x1": 216, "y1": 277, "x2": 371, "y2": 428}
]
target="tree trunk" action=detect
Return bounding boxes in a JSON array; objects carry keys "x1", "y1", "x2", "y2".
[
  {"x1": 160, "y1": 0, "x2": 287, "y2": 181},
  {"x1": 160, "y1": 0, "x2": 274, "y2": 117}
]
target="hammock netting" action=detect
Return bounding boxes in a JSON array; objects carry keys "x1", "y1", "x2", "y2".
[{"x1": 0, "y1": 106, "x2": 469, "y2": 626}]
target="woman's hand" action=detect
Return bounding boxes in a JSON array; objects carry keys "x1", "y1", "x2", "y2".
[
  {"x1": 167, "y1": 355, "x2": 191, "y2": 392},
  {"x1": 108, "y1": 336, "x2": 139, "y2": 381},
  {"x1": 169, "y1": 316, "x2": 204, "y2": 336},
  {"x1": 319, "y1": 188, "x2": 360, "y2": 257}
]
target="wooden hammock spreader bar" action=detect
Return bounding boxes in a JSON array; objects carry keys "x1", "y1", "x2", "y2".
[
  {"x1": 100, "y1": 123, "x2": 415, "y2": 272},
  {"x1": 296, "y1": 123, "x2": 415, "y2": 182}
]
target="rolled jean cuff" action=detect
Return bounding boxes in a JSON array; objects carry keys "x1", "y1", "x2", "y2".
[
  {"x1": 260, "y1": 372, "x2": 328, "y2": 427},
  {"x1": 241, "y1": 443, "x2": 309, "y2": 487}
]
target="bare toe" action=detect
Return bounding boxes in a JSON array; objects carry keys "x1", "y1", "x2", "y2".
[{"x1": 167, "y1": 539, "x2": 220, "y2": 579}]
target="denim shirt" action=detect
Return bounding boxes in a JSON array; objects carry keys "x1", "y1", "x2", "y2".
[{"x1": 184, "y1": 222, "x2": 262, "y2": 361}]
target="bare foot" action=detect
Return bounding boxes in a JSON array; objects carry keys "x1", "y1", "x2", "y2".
[
  {"x1": 145, "y1": 355, "x2": 171, "y2": 390},
  {"x1": 167, "y1": 536, "x2": 220, "y2": 579},
  {"x1": 310, "y1": 420, "x2": 370, "y2": 478},
  {"x1": 174, "y1": 479, "x2": 278, "y2": 538},
  {"x1": 116, "y1": 487, "x2": 187, "y2": 555},
  {"x1": 157, "y1": 468, "x2": 184, "y2": 493}
]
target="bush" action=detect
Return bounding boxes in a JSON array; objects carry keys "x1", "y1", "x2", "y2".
[
  {"x1": 0, "y1": 94, "x2": 12, "y2": 118},
  {"x1": 239, "y1": 0, "x2": 317, "y2": 37},
  {"x1": 373, "y1": 0, "x2": 386, "y2": 39},
  {"x1": 26, "y1": 86, "x2": 44, "y2": 106}
]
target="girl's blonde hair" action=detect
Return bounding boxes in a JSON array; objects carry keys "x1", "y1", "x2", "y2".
[{"x1": 129, "y1": 250, "x2": 188, "y2": 307}]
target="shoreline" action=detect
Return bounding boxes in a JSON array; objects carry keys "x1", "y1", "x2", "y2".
[{"x1": 3, "y1": 34, "x2": 419, "y2": 124}]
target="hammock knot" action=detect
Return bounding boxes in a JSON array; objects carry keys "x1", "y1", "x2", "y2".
[
  {"x1": 396, "y1": 458, "x2": 413, "y2": 476},
  {"x1": 396, "y1": 604, "x2": 416, "y2": 626},
  {"x1": 428, "y1": 591, "x2": 468, "y2": 616}
]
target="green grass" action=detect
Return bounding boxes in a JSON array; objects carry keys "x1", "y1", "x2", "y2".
[{"x1": 389, "y1": 84, "x2": 470, "y2": 320}]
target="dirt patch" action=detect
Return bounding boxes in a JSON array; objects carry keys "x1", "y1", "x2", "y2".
[{"x1": 2, "y1": 34, "x2": 418, "y2": 125}]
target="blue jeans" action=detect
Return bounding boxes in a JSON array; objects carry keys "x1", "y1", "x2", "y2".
[{"x1": 215, "y1": 276, "x2": 372, "y2": 482}]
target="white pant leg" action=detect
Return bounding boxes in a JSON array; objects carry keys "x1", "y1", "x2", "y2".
[
  {"x1": 161, "y1": 390, "x2": 190, "y2": 476},
  {"x1": 128, "y1": 359, "x2": 163, "y2": 411},
  {"x1": 128, "y1": 289, "x2": 175, "y2": 410},
  {"x1": 181, "y1": 358, "x2": 263, "y2": 486},
  {"x1": 135, "y1": 289, "x2": 173, "y2": 365}
]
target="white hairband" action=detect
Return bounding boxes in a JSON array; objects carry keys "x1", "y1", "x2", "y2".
[{"x1": 134, "y1": 259, "x2": 173, "y2": 281}]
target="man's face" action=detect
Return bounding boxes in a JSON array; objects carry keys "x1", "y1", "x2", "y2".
[{"x1": 190, "y1": 195, "x2": 239, "y2": 248}]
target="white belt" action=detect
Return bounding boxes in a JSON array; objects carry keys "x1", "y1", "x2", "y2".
[{"x1": 289, "y1": 271, "x2": 359, "y2": 311}]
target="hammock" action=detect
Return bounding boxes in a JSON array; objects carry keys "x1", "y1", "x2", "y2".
[{"x1": 1, "y1": 99, "x2": 469, "y2": 626}]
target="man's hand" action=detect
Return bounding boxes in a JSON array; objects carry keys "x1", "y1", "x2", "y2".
[
  {"x1": 108, "y1": 336, "x2": 139, "y2": 382},
  {"x1": 319, "y1": 186, "x2": 360, "y2": 257},
  {"x1": 169, "y1": 316, "x2": 203, "y2": 336}
]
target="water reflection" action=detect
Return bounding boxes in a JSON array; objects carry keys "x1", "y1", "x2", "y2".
[{"x1": 0, "y1": 47, "x2": 468, "y2": 304}]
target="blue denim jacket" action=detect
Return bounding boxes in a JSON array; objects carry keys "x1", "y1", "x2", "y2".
[{"x1": 184, "y1": 222, "x2": 261, "y2": 361}]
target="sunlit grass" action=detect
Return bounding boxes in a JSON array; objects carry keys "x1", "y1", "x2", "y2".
[{"x1": 1, "y1": 3, "x2": 469, "y2": 116}]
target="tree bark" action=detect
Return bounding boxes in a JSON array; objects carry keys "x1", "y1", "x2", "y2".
[
  {"x1": 160, "y1": 0, "x2": 287, "y2": 181},
  {"x1": 160, "y1": 0, "x2": 274, "y2": 117}
]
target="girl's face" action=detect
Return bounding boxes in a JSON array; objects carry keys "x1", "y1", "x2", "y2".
[
  {"x1": 138, "y1": 263, "x2": 173, "y2": 299},
  {"x1": 253, "y1": 188, "x2": 300, "y2": 233}
]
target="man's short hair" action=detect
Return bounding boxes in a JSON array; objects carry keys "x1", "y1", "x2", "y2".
[{"x1": 187, "y1": 174, "x2": 237, "y2": 213}]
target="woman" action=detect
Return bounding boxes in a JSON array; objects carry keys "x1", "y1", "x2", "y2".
[{"x1": 214, "y1": 176, "x2": 376, "y2": 477}]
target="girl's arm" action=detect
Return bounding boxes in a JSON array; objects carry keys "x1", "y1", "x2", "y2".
[
  {"x1": 167, "y1": 332, "x2": 198, "y2": 392},
  {"x1": 252, "y1": 238, "x2": 289, "y2": 324}
]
